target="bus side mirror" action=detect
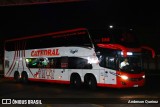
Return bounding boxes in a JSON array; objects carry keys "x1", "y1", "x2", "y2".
[{"x1": 141, "y1": 46, "x2": 155, "y2": 58}]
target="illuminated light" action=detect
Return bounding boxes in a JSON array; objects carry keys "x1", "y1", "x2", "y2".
[
  {"x1": 121, "y1": 52, "x2": 133, "y2": 56},
  {"x1": 87, "y1": 57, "x2": 99, "y2": 64},
  {"x1": 121, "y1": 75, "x2": 128, "y2": 80},
  {"x1": 127, "y1": 52, "x2": 133, "y2": 55},
  {"x1": 32, "y1": 63, "x2": 37, "y2": 66},
  {"x1": 109, "y1": 58, "x2": 114, "y2": 61},
  {"x1": 5, "y1": 57, "x2": 9, "y2": 60},
  {"x1": 59, "y1": 76, "x2": 62, "y2": 79},
  {"x1": 101, "y1": 37, "x2": 110, "y2": 42},
  {"x1": 26, "y1": 59, "x2": 29, "y2": 62},
  {"x1": 142, "y1": 75, "x2": 145, "y2": 78},
  {"x1": 109, "y1": 25, "x2": 113, "y2": 29},
  {"x1": 121, "y1": 52, "x2": 124, "y2": 55}
]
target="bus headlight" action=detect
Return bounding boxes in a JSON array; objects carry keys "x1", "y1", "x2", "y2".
[
  {"x1": 142, "y1": 75, "x2": 145, "y2": 78},
  {"x1": 121, "y1": 75, "x2": 128, "y2": 80}
]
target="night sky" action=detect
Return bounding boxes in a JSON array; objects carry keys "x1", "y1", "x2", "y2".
[{"x1": 0, "y1": 0, "x2": 160, "y2": 53}]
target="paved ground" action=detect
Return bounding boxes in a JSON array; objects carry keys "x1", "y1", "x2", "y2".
[{"x1": 0, "y1": 73, "x2": 160, "y2": 107}]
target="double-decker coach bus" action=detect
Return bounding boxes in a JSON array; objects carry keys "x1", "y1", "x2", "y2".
[{"x1": 4, "y1": 28, "x2": 155, "y2": 89}]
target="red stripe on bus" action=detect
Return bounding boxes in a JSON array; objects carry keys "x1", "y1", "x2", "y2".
[
  {"x1": 97, "y1": 44, "x2": 142, "y2": 53},
  {"x1": 29, "y1": 78, "x2": 70, "y2": 84},
  {"x1": 28, "y1": 68, "x2": 35, "y2": 78},
  {"x1": 22, "y1": 42, "x2": 24, "y2": 71},
  {"x1": 8, "y1": 62, "x2": 16, "y2": 77},
  {"x1": 4, "y1": 77, "x2": 70, "y2": 85},
  {"x1": 23, "y1": 41, "x2": 35, "y2": 78},
  {"x1": 1, "y1": 0, "x2": 84, "y2": 7},
  {"x1": 17, "y1": 45, "x2": 20, "y2": 70},
  {"x1": 5, "y1": 28, "x2": 87, "y2": 42},
  {"x1": 4, "y1": 77, "x2": 14, "y2": 80},
  {"x1": 8, "y1": 44, "x2": 19, "y2": 76},
  {"x1": 97, "y1": 83, "x2": 128, "y2": 88}
]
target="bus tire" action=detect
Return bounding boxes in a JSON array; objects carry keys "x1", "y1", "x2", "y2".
[
  {"x1": 14, "y1": 71, "x2": 20, "y2": 82},
  {"x1": 21, "y1": 71, "x2": 28, "y2": 84},
  {"x1": 87, "y1": 76, "x2": 97, "y2": 90},
  {"x1": 70, "y1": 74, "x2": 82, "y2": 89}
]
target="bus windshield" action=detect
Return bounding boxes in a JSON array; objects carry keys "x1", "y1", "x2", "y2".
[{"x1": 119, "y1": 56, "x2": 142, "y2": 73}]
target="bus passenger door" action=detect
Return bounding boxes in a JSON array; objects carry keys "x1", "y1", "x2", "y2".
[
  {"x1": 104, "y1": 69, "x2": 117, "y2": 84},
  {"x1": 99, "y1": 56, "x2": 117, "y2": 84}
]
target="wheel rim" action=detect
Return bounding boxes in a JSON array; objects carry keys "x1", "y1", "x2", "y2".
[
  {"x1": 74, "y1": 80, "x2": 77, "y2": 84},
  {"x1": 88, "y1": 80, "x2": 92, "y2": 86},
  {"x1": 22, "y1": 76, "x2": 26, "y2": 81},
  {"x1": 14, "y1": 73, "x2": 20, "y2": 81}
]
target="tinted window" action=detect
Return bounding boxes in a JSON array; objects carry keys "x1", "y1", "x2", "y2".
[
  {"x1": 26, "y1": 57, "x2": 61, "y2": 68},
  {"x1": 26, "y1": 57, "x2": 92, "y2": 69},
  {"x1": 68, "y1": 57, "x2": 92, "y2": 69},
  {"x1": 99, "y1": 56, "x2": 116, "y2": 70}
]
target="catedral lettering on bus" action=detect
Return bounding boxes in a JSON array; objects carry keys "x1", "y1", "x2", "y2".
[
  {"x1": 4, "y1": 28, "x2": 155, "y2": 89},
  {"x1": 31, "y1": 49, "x2": 59, "y2": 57}
]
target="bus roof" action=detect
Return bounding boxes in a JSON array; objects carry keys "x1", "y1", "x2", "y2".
[{"x1": 5, "y1": 28, "x2": 87, "y2": 42}]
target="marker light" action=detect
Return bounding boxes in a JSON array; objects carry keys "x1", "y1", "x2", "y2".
[
  {"x1": 142, "y1": 75, "x2": 145, "y2": 78},
  {"x1": 109, "y1": 25, "x2": 113, "y2": 29},
  {"x1": 121, "y1": 52, "x2": 133, "y2": 56},
  {"x1": 25, "y1": 59, "x2": 29, "y2": 63},
  {"x1": 121, "y1": 75, "x2": 128, "y2": 80},
  {"x1": 59, "y1": 76, "x2": 62, "y2": 79}
]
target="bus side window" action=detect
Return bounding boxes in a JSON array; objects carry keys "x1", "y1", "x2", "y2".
[
  {"x1": 68, "y1": 57, "x2": 92, "y2": 69},
  {"x1": 61, "y1": 57, "x2": 68, "y2": 68},
  {"x1": 26, "y1": 58, "x2": 40, "y2": 68},
  {"x1": 47, "y1": 58, "x2": 61, "y2": 68},
  {"x1": 106, "y1": 57, "x2": 116, "y2": 69},
  {"x1": 99, "y1": 55, "x2": 105, "y2": 68},
  {"x1": 99, "y1": 56, "x2": 116, "y2": 70},
  {"x1": 46, "y1": 59, "x2": 54, "y2": 68}
]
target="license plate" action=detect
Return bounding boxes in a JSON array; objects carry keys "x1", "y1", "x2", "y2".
[{"x1": 133, "y1": 85, "x2": 138, "y2": 87}]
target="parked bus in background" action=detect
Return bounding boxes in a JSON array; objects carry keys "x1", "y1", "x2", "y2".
[{"x1": 4, "y1": 28, "x2": 155, "y2": 89}]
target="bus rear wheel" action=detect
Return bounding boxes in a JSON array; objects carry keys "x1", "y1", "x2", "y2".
[
  {"x1": 86, "y1": 76, "x2": 97, "y2": 90},
  {"x1": 70, "y1": 74, "x2": 82, "y2": 89},
  {"x1": 14, "y1": 71, "x2": 20, "y2": 82},
  {"x1": 21, "y1": 72, "x2": 28, "y2": 83}
]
